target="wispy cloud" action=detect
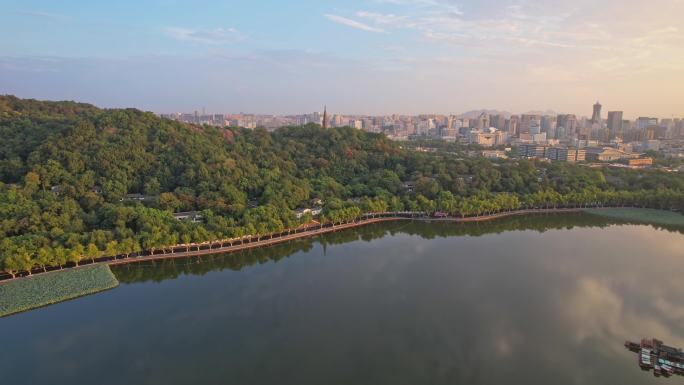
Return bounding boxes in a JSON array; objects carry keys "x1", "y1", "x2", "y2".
[
  {"x1": 356, "y1": 11, "x2": 409, "y2": 25},
  {"x1": 18, "y1": 10, "x2": 70, "y2": 22},
  {"x1": 165, "y1": 27, "x2": 245, "y2": 44},
  {"x1": 324, "y1": 14, "x2": 386, "y2": 33},
  {"x1": 343, "y1": 1, "x2": 632, "y2": 52},
  {"x1": 373, "y1": 0, "x2": 462, "y2": 15}
]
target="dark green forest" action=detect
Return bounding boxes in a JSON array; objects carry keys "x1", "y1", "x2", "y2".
[{"x1": 1, "y1": 95, "x2": 683, "y2": 275}]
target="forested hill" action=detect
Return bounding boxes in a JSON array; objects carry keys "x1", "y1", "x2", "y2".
[
  {"x1": 0, "y1": 95, "x2": 682, "y2": 275},
  {"x1": 0, "y1": 95, "x2": 404, "y2": 205}
]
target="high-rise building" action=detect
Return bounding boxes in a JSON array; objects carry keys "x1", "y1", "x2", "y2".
[
  {"x1": 540, "y1": 116, "x2": 555, "y2": 133},
  {"x1": 636, "y1": 117, "x2": 658, "y2": 130},
  {"x1": 475, "y1": 112, "x2": 489, "y2": 130},
  {"x1": 675, "y1": 119, "x2": 684, "y2": 138},
  {"x1": 505, "y1": 116, "x2": 519, "y2": 136},
  {"x1": 520, "y1": 114, "x2": 541, "y2": 134},
  {"x1": 490, "y1": 114, "x2": 506, "y2": 130},
  {"x1": 591, "y1": 101, "x2": 602, "y2": 124},
  {"x1": 607, "y1": 111, "x2": 623, "y2": 139},
  {"x1": 350, "y1": 120, "x2": 363, "y2": 130},
  {"x1": 556, "y1": 114, "x2": 577, "y2": 138},
  {"x1": 331, "y1": 114, "x2": 343, "y2": 127}
]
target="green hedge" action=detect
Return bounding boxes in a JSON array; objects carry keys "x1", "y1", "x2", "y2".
[
  {"x1": 583, "y1": 208, "x2": 684, "y2": 226},
  {"x1": 0, "y1": 264, "x2": 119, "y2": 317}
]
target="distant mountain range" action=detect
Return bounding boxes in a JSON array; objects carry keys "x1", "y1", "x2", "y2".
[
  {"x1": 458, "y1": 109, "x2": 562, "y2": 119},
  {"x1": 458, "y1": 110, "x2": 512, "y2": 119},
  {"x1": 522, "y1": 110, "x2": 561, "y2": 117}
]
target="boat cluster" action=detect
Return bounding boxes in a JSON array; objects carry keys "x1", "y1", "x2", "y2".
[{"x1": 625, "y1": 338, "x2": 684, "y2": 378}]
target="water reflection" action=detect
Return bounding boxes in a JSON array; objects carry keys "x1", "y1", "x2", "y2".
[
  {"x1": 112, "y1": 213, "x2": 684, "y2": 285},
  {"x1": 2, "y1": 213, "x2": 683, "y2": 385}
]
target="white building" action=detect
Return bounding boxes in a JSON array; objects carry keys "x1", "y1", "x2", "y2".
[{"x1": 468, "y1": 128, "x2": 507, "y2": 147}]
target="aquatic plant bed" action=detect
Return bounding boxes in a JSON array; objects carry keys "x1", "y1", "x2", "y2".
[
  {"x1": 0, "y1": 264, "x2": 119, "y2": 317},
  {"x1": 584, "y1": 208, "x2": 684, "y2": 226}
]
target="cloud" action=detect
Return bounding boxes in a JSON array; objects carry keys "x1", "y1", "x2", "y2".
[
  {"x1": 342, "y1": 0, "x2": 684, "y2": 74},
  {"x1": 565, "y1": 278, "x2": 684, "y2": 349},
  {"x1": 373, "y1": 0, "x2": 463, "y2": 15},
  {"x1": 356, "y1": 11, "x2": 409, "y2": 25},
  {"x1": 18, "y1": 10, "x2": 70, "y2": 22},
  {"x1": 324, "y1": 14, "x2": 386, "y2": 33},
  {"x1": 165, "y1": 27, "x2": 245, "y2": 44}
]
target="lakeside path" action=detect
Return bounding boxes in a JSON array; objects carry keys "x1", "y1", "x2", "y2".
[
  {"x1": 112, "y1": 208, "x2": 583, "y2": 265},
  {"x1": 81, "y1": 208, "x2": 582, "y2": 265},
  {"x1": 1, "y1": 208, "x2": 586, "y2": 283}
]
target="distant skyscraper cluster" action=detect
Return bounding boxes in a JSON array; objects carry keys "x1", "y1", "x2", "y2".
[{"x1": 160, "y1": 101, "x2": 684, "y2": 162}]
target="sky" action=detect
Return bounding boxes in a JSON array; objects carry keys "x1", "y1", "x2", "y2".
[{"x1": 1, "y1": 0, "x2": 683, "y2": 118}]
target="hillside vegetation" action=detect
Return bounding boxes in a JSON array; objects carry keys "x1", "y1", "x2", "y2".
[{"x1": 1, "y1": 95, "x2": 683, "y2": 275}]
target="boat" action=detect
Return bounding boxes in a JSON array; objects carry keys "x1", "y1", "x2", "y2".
[{"x1": 625, "y1": 338, "x2": 684, "y2": 378}]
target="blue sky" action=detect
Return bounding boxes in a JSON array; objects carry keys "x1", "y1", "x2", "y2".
[{"x1": 1, "y1": 0, "x2": 683, "y2": 117}]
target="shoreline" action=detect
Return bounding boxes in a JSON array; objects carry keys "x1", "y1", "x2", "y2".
[
  {"x1": 0, "y1": 264, "x2": 119, "y2": 317},
  {"x1": 582, "y1": 207, "x2": 684, "y2": 226},
  {"x1": 3, "y1": 206, "x2": 681, "y2": 284},
  {"x1": 1, "y1": 208, "x2": 585, "y2": 283},
  {"x1": 1, "y1": 206, "x2": 680, "y2": 317}
]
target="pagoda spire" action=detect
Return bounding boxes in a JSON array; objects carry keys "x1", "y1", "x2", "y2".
[{"x1": 322, "y1": 105, "x2": 328, "y2": 129}]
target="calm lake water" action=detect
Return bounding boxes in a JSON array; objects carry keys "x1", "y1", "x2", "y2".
[{"x1": 2, "y1": 213, "x2": 684, "y2": 385}]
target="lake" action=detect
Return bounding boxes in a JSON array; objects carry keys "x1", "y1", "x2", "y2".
[{"x1": 2, "y1": 213, "x2": 684, "y2": 385}]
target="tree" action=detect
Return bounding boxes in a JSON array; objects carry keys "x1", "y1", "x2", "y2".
[
  {"x1": 105, "y1": 241, "x2": 119, "y2": 258},
  {"x1": 415, "y1": 177, "x2": 440, "y2": 199},
  {"x1": 86, "y1": 243, "x2": 100, "y2": 263},
  {"x1": 36, "y1": 247, "x2": 53, "y2": 272},
  {"x1": 158, "y1": 193, "x2": 182, "y2": 212},
  {"x1": 3, "y1": 254, "x2": 22, "y2": 278},
  {"x1": 1, "y1": 95, "x2": 682, "y2": 276},
  {"x1": 23, "y1": 172, "x2": 41, "y2": 195}
]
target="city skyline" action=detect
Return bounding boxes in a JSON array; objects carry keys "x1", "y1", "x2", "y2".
[
  {"x1": 1, "y1": 0, "x2": 683, "y2": 117},
  {"x1": 158, "y1": 102, "x2": 676, "y2": 121},
  {"x1": 159, "y1": 99, "x2": 684, "y2": 152}
]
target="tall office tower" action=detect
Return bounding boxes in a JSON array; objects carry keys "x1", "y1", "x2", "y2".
[
  {"x1": 555, "y1": 125, "x2": 566, "y2": 140},
  {"x1": 475, "y1": 112, "x2": 489, "y2": 130},
  {"x1": 661, "y1": 119, "x2": 674, "y2": 138},
  {"x1": 591, "y1": 101, "x2": 602, "y2": 124},
  {"x1": 520, "y1": 114, "x2": 541, "y2": 134},
  {"x1": 636, "y1": 117, "x2": 658, "y2": 130},
  {"x1": 529, "y1": 120, "x2": 541, "y2": 135},
  {"x1": 490, "y1": 114, "x2": 506, "y2": 130},
  {"x1": 332, "y1": 114, "x2": 343, "y2": 127},
  {"x1": 675, "y1": 119, "x2": 684, "y2": 138},
  {"x1": 607, "y1": 111, "x2": 623, "y2": 139},
  {"x1": 540, "y1": 116, "x2": 555, "y2": 133},
  {"x1": 506, "y1": 115, "x2": 519, "y2": 136},
  {"x1": 556, "y1": 114, "x2": 578, "y2": 138}
]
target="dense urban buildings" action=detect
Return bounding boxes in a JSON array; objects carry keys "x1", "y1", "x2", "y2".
[{"x1": 160, "y1": 101, "x2": 684, "y2": 166}]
